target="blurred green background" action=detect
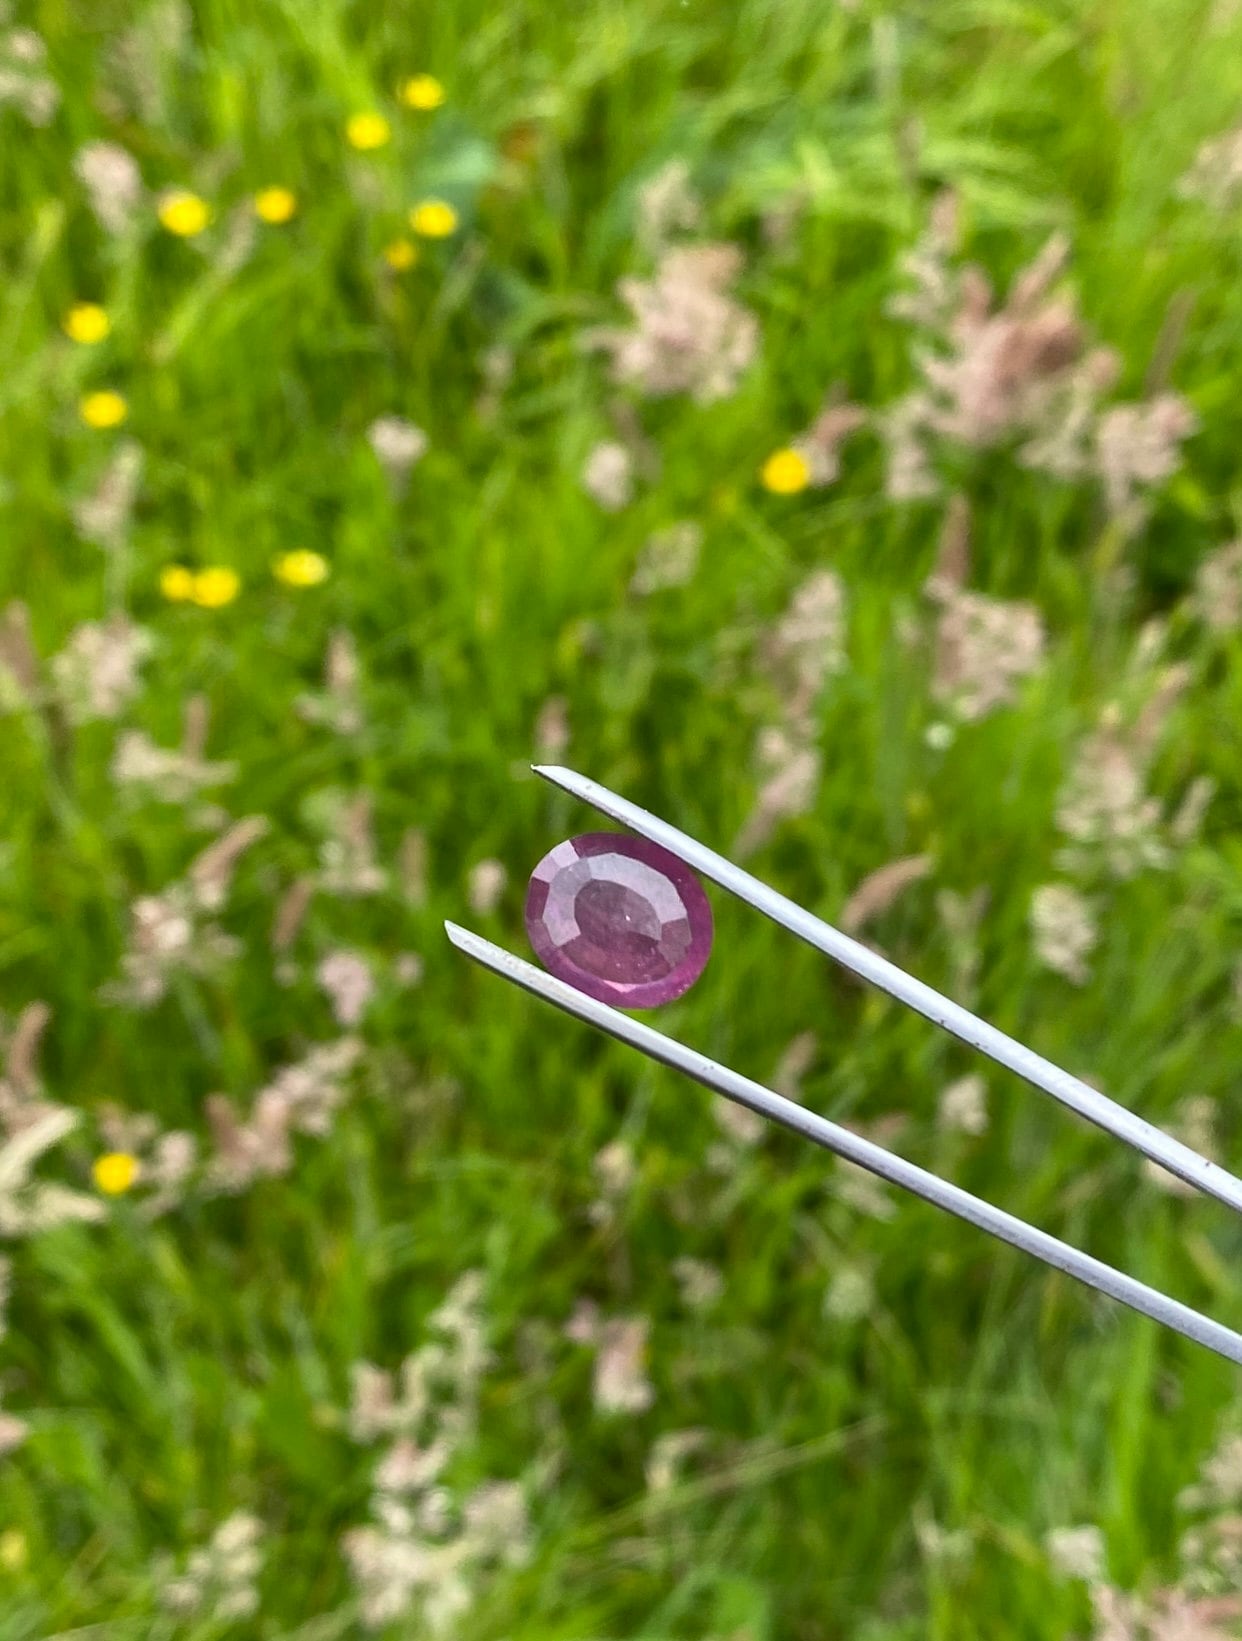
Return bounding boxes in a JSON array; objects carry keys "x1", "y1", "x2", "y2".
[{"x1": 3, "y1": 0, "x2": 1242, "y2": 1635}]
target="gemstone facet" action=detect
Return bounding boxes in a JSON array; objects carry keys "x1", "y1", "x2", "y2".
[{"x1": 524, "y1": 832, "x2": 713, "y2": 1008}]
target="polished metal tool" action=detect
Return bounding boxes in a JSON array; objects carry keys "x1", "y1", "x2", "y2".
[{"x1": 446, "y1": 765, "x2": 1242, "y2": 1366}]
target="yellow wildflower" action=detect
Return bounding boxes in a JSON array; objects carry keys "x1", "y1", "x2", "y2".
[
  {"x1": 191, "y1": 567, "x2": 241, "y2": 608},
  {"x1": 93, "y1": 1152, "x2": 140, "y2": 1194},
  {"x1": 158, "y1": 190, "x2": 211, "y2": 237},
  {"x1": 64, "y1": 302, "x2": 110, "y2": 344},
  {"x1": 346, "y1": 112, "x2": 390, "y2": 151},
  {"x1": 274, "y1": 549, "x2": 329, "y2": 587},
  {"x1": 399, "y1": 74, "x2": 446, "y2": 111},
  {"x1": 160, "y1": 565, "x2": 195, "y2": 601},
  {"x1": 383, "y1": 238, "x2": 419, "y2": 271},
  {"x1": 254, "y1": 186, "x2": 297, "y2": 224},
  {"x1": 80, "y1": 390, "x2": 128, "y2": 429},
  {"x1": 761, "y1": 447, "x2": 811, "y2": 495},
  {"x1": 409, "y1": 198, "x2": 458, "y2": 238}
]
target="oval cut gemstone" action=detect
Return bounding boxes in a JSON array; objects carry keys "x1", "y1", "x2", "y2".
[{"x1": 524, "y1": 832, "x2": 713, "y2": 1008}]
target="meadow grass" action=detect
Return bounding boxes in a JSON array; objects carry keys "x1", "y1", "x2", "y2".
[{"x1": 3, "y1": 0, "x2": 1242, "y2": 1635}]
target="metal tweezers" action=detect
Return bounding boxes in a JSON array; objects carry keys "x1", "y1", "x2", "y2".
[{"x1": 447, "y1": 765, "x2": 1242, "y2": 1366}]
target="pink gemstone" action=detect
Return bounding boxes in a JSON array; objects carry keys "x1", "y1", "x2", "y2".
[{"x1": 524, "y1": 832, "x2": 713, "y2": 1008}]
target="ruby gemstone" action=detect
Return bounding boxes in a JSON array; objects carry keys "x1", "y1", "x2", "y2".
[{"x1": 524, "y1": 832, "x2": 713, "y2": 1008}]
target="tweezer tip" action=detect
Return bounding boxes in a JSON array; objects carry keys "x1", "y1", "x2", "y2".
[
  {"x1": 443, "y1": 919, "x2": 474, "y2": 952},
  {"x1": 531, "y1": 763, "x2": 582, "y2": 790}
]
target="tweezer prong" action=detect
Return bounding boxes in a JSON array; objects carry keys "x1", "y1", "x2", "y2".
[
  {"x1": 532, "y1": 764, "x2": 1242, "y2": 1219},
  {"x1": 446, "y1": 921, "x2": 1242, "y2": 1366}
]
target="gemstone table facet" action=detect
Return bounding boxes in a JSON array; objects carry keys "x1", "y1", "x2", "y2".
[{"x1": 524, "y1": 832, "x2": 713, "y2": 1008}]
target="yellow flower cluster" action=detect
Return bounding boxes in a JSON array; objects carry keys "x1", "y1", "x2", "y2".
[
  {"x1": 160, "y1": 557, "x2": 328, "y2": 602},
  {"x1": 161, "y1": 565, "x2": 241, "y2": 607},
  {"x1": 65, "y1": 96, "x2": 471, "y2": 628}
]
